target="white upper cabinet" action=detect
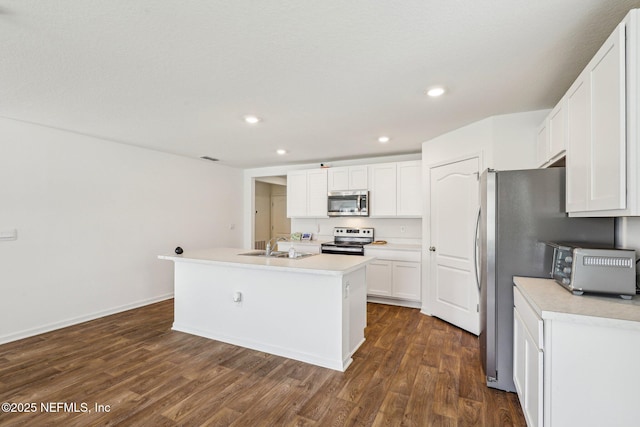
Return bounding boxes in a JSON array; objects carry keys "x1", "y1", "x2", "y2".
[
  {"x1": 327, "y1": 166, "x2": 368, "y2": 191},
  {"x1": 535, "y1": 120, "x2": 549, "y2": 167},
  {"x1": 286, "y1": 170, "x2": 308, "y2": 217},
  {"x1": 369, "y1": 163, "x2": 398, "y2": 217},
  {"x1": 537, "y1": 100, "x2": 568, "y2": 168},
  {"x1": 396, "y1": 161, "x2": 422, "y2": 216},
  {"x1": 286, "y1": 168, "x2": 328, "y2": 218},
  {"x1": 369, "y1": 161, "x2": 421, "y2": 217},
  {"x1": 566, "y1": 18, "x2": 628, "y2": 215},
  {"x1": 566, "y1": 74, "x2": 591, "y2": 212},
  {"x1": 288, "y1": 160, "x2": 420, "y2": 219},
  {"x1": 548, "y1": 100, "x2": 567, "y2": 162}
]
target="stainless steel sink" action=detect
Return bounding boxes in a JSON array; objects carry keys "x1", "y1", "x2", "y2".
[{"x1": 239, "y1": 250, "x2": 316, "y2": 259}]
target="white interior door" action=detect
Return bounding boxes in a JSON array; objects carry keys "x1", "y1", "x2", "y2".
[{"x1": 429, "y1": 157, "x2": 480, "y2": 335}]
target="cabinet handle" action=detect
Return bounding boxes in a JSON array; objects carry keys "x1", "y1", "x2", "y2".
[{"x1": 429, "y1": 246, "x2": 436, "y2": 252}]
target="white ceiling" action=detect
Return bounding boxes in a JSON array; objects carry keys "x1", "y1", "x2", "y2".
[{"x1": 3, "y1": 1, "x2": 640, "y2": 168}]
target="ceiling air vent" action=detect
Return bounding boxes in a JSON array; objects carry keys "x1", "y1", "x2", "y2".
[{"x1": 199, "y1": 156, "x2": 220, "y2": 162}]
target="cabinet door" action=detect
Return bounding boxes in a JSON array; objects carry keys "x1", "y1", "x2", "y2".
[
  {"x1": 513, "y1": 309, "x2": 526, "y2": 399},
  {"x1": 566, "y1": 74, "x2": 590, "y2": 212},
  {"x1": 397, "y1": 161, "x2": 422, "y2": 216},
  {"x1": 369, "y1": 163, "x2": 397, "y2": 216},
  {"x1": 349, "y1": 166, "x2": 368, "y2": 190},
  {"x1": 306, "y1": 169, "x2": 328, "y2": 217},
  {"x1": 392, "y1": 261, "x2": 421, "y2": 301},
  {"x1": 535, "y1": 120, "x2": 549, "y2": 168},
  {"x1": 328, "y1": 167, "x2": 349, "y2": 191},
  {"x1": 588, "y1": 22, "x2": 626, "y2": 211},
  {"x1": 548, "y1": 99, "x2": 567, "y2": 160},
  {"x1": 287, "y1": 170, "x2": 308, "y2": 217},
  {"x1": 366, "y1": 260, "x2": 393, "y2": 296},
  {"x1": 514, "y1": 288, "x2": 543, "y2": 427},
  {"x1": 523, "y1": 326, "x2": 543, "y2": 427},
  {"x1": 514, "y1": 306, "x2": 543, "y2": 427}
]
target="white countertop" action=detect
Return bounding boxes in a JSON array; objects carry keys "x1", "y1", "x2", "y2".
[
  {"x1": 514, "y1": 276, "x2": 640, "y2": 329},
  {"x1": 364, "y1": 243, "x2": 421, "y2": 251},
  {"x1": 159, "y1": 248, "x2": 373, "y2": 276}
]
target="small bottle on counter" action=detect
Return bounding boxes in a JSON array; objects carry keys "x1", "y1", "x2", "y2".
[{"x1": 288, "y1": 247, "x2": 296, "y2": 258}]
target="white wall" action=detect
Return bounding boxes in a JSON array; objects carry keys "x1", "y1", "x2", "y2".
[
  {"x1": 421, "y1": 109, "x2": 549, "y2": 171},
  {"x1": 421, "y1": 116, "x2": 494, "y2": 170},
  {"x1": 0, "y1": 118, "x2": 243, "y2": 344},
  {"x1": 493, "y1": 110, "x2": 549, "y2": 170}
]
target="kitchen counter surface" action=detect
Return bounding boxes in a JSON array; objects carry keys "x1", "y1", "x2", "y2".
[
  {"x1": 365, "y1": 243, "x2": 421, "y2": 251},
  {"x1": 159, "y1": 247, "x2": 373, "y2": 276},
  {"x1": 513, "y1": 276, "x2": 640, "y2": 328}
]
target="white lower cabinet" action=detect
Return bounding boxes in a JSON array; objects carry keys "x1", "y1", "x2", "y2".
[
  {"x1": 514, "y1": 278, "x2": 640, "y2": 427},
  {"x1": 513, "y1": 287, "x2": 543, "y2": 427},
  {"x1": 391, "y1": 262, "x2": 421, "y2": 300},
  {"x1": 365, "y1": 260, "x2": 393, "y2": 296},
  {"x1": 365, "y1": 247, "x2": 421, "y2": 305}
]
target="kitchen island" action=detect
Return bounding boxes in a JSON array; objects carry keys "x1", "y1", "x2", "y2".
[{"x1": 159, "y1": 248, "x2": 373, "y2": 371}]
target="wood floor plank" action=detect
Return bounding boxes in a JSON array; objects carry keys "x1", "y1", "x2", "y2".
[
  {"x1": 0, "y1": 300, "x2": 525, "y2": 426},
  {"x1": 402, "y1": 364, "x2": 438, "y2": 426}
]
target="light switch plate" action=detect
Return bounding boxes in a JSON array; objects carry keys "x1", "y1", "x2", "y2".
[{"x1": 0, "y1": 229, "x2": 17, "y2": 241}]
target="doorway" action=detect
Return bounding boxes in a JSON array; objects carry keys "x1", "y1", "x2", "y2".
[{"x1": 254, "y1": 176, "x2": 290, "y2": 249}]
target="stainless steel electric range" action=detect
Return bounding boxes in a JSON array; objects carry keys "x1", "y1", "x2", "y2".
[{"x1": 320, "y1": 227, "x2": 374, "y2": 256}]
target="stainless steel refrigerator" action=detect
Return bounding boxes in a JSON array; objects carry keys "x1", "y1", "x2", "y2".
[{"x1": 478, "y1": 167, "x2": 614, "y2": 392}]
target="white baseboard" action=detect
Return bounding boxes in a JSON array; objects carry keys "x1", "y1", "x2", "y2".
[
  {"x1": 0, "y1": 293, "x2": 174, "y2": 345},
  {"x1": 367, "y1": 296, "x2": 421, "y2": 309}
]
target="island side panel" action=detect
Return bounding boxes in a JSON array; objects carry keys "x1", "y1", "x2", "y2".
[
  {"x1": 172, "y1": 261, "x2": 350, "y2": 371},
  {"x1": 343, "y1": 267, "x2": 366, "y2": 364}
]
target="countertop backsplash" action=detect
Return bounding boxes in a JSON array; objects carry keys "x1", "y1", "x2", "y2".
[{"x1": 291, "y1": 217, "x2": 422, "y2": 245}]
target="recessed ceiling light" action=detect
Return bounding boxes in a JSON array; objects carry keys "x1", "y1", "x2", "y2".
[
  {"x1": 276, "y1": 149, "x2": 287, "y2": 155},
  {"x1": 243, "y1": 115, "x2": 261, "y2": 124},
  {"x1": 378, "y1": 136, "x2": 391, "y2": 143},
  {"x1": 427, "y1": 87, "x2": 446, "y2": 97}
]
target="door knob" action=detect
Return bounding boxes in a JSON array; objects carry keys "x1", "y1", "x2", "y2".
[{"x1": 429, "y1": 246, "x2": 436, "y2": 252}]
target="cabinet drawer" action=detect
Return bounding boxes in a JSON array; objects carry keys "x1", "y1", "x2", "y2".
[
  {"x1": 364, "y1": 248, "x2": 420, "y2": 262},
  {"x1": 514, "y1": 287, "x2": 543, "y2": 350}
]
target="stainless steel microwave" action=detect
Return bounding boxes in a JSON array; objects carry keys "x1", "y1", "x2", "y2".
[{"x1": 327, "y1": 190, "x2": 369, "y2": 217}]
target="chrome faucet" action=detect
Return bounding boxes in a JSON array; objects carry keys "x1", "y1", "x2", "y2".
[{"x1": 265, "y1": 236, "x2": 287, "y2": 256}]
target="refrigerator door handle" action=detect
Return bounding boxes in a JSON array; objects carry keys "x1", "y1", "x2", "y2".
[{"x1": 473, "y1": 207, "x2": 481, "y2": 291}]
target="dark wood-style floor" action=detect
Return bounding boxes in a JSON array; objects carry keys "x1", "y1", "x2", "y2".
[{"x1": 0, "y1": 301, "x2": 525, "y2": 426}]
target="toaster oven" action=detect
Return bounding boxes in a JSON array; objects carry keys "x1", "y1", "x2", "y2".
[{"x1": 547, "y1": 242, "x2": 637, "y2": 299}]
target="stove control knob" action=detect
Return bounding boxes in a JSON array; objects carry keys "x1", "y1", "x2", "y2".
[
  {"x1": 562, "y1": 278, "x2": 571, "y2": 285},
  {"x1": 563, "y1": 267, "x2": 572, "y2": 274},
  {"x1": 565, "y1": 256, "x2": 573, "y2": 263}
]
